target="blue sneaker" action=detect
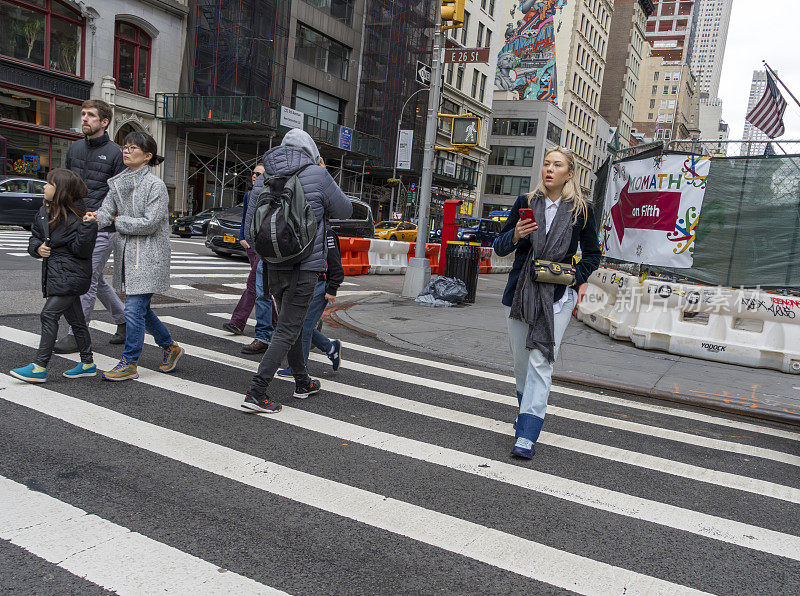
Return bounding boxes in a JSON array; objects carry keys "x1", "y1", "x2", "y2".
[
  {"x1": 328, "y1": 340, "x2": 341, "y2": 371},
  {"x1": 63, "y1": 362, "x2": 97, "y2": 379},
  {"x1": 510, "y1": 438, "x2": 535, "y2": 459},
  {"x1": 10, "y1": 363, "x2": 47, "y2": 384},
  {"x1": 276, "y1": 367, "x2": 293, "y2": 378}
]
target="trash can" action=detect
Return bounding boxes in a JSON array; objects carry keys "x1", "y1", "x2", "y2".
[{"x1": 443, "y1": 241, "x2": 481, "y2": 303}]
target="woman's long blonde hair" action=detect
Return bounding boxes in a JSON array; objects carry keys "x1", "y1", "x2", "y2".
[{"x1": 527, "y1": 146, "x2": 588, "y2": 226}]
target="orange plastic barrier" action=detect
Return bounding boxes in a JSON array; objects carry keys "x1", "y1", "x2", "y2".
[
  {"x1": 478, "y1": 247, "x2": 493, "y2": 274},
  {"x1": 339, "y1": 237, "x2": 371, "y2": 275},
  {"x1": 425, "y1": 243, "x2": 441, "y2": 272}
]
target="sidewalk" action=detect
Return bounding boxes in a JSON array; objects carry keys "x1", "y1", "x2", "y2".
[{"x1": 331, "y1": 286, "x2": 800, "y2": 426}]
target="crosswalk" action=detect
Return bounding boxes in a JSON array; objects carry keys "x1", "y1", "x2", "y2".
[
  {"x1": 1, "y1": 306, "x2": 799, "y2": 594},
  {"x1": 0, "y1": 229, "x2": 35, "y2": 257}
]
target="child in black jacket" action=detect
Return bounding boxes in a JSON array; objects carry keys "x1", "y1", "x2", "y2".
[{"x1": 10, "y1": 169, "x2": 98, "y2": 383}]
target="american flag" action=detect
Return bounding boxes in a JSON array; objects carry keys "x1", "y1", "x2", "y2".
[{"x1": 746, "y1": 70, "x2": 787, "y2": 139}]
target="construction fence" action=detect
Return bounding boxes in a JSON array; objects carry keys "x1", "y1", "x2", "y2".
[{"x1": 593, "y1": 140, "x2": 800, "y2": 290}]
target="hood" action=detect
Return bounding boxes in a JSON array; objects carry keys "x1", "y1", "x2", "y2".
[
  {"x1": 262, "y1": 144, "x2": 318, "y2": 177},
  {"x1": 282, "y1": 128, "x2": 320, "y2": 162}
]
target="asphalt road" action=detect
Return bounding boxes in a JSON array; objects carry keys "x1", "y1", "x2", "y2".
[{"x1": 1, "y1": 227, "x2": 799, "y2": 594}]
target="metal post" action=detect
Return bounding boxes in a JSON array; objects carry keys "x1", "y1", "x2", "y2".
[
  {"x1": 182, "y1": 130, "x2": 189, "y2": 216},
  {"x1": 220, "y1": 132, "x2": 229, "y2": 206},
  {"x1": 360, "y1": 160, "x2": 366, "y2": 199},
  {"x1": 391, "y1": 88, "x2": 428, "y2": 223},
  {"x1": 213, "y1": 138, "x2": 220, "y2": 208},
  {"x1": 401, "y1": 12, "x2": 443, "y2": 298}
]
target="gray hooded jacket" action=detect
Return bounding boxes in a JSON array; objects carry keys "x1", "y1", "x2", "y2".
[{"x1": 245, "y1": 129, "x2": 352, "y2": 272}]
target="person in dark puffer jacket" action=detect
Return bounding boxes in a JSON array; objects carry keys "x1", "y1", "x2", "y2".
[
  {"x1": 54, "y1": 99, "x2": 127, "y2": 354},
  {"x1": 241, "y1": 129, "x2": 352, "y2": 414},
  {"x1": 10, "y1": 169, "x2": 98, "y2": 384}
]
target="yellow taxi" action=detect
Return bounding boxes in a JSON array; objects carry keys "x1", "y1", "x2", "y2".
[{"x1": 374, "y1": 220, "x2": 417, "y2": 242}]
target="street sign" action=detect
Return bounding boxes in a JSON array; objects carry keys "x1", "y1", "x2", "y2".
[
  {"x1": 338, "y1": 126, "x2": 352, "y2": 151},
  {"x1": 406, "y1": 191, "x2": 416, "y2": 205},
  {"x1": 396, "y1": 129, "x2": 413, "y2": 169},
  {"x1": 443, "y1": 47, "x2": 491, "y2": 63},
  {"x1": 443, "y1": 159, "x2": 456, "y2": 177},
  {"x1": 415, "y1": 60, "x2": 431, "y2": 86},
  {"x1": 451, "y1": 116, "x2": 480, "y2": 146},
  {"x1": 280, "y1": 106, "x2": 304, "y2": 129}
]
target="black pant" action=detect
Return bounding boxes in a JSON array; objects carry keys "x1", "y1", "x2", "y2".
[
  {"x1": 36, "y1": 296, "x2": 93, "y2": 367},
  {"x1": 249, "y1": 268, "x2": 318, "y2": 397}
]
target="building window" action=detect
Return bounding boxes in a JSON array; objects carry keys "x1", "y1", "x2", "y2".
[
  {"x1": 649, "y1": 99, "x2": 655, "y2": 108},
  {"x1": 489, "y1": 146, "x2": 534, "y2": 167},
  {"x1": 484, "y1": 174, "x2": 530, "y2": 196},
  {"x1": 461, "y1": 11, "x2": 470, "y2": 45},
  {"x1": 663, "y1": 85, "x2": 669, "y2": 94},
  {"x1": 479, "y1": 73, "x2": 487, "y2": 103},
  {"x1": 0, "y1": 0, "x2": 84, "y2": 76},
  {"x1": 471, "y1": 69, "x2": 478, "y2": 98},
  {"x1": 302, "y1": 0, "x2": 354, "y2": 26},
  {"x1": 438, "y1": 98, "x2": 459, "y2": 133},
  {"x1": 651, "y1": 85, "x2": 657, "y2": 94},
  {"x1": 456, "y1": 65, "x2": 464, "y2": 90},
  {"x1": 295, "y1": 23, "x2": 351, "y2": 80},
  {"x1": 489, "y1": 0, "x2": 495, "y2": 16},
  {"x1": 546, "y1": 122, "x2": 562, "y2": 144},
  {"x1": 653, "y1": 71, "x2": 659, "y2": 81},
  {"x1": 115, "y1": 22, "x2": 151, "y2": 96},
  {"x1": 491, "y1": 118, "x2": 538, "y2": 136},
  {"x1": 671, "y1": 85, "x2": 677, "y2": 94},
  {"x1": 485, "y1": 30, "x2": 491, "y2": 50},
  {"x1": 648, "y1": 113, "x2": 653, "y2": 120},
  {"x1": 477, "y1": 22, "x2": 484, "y2": 47},
  {"x1": 292, "y1": 82, "x2": 345, "y2": 124},
  {"x1": 446, "y1": 63, "x2": 454, "y2": 85}
]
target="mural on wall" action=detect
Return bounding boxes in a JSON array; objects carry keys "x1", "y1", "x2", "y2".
[{"x1": 495, "y1": 0, "x2": 568, "y2": 103}]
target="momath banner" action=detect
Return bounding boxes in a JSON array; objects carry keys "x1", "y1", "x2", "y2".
[{"x1": 599, "y1": 153, "x2": 711, "y2": 268}]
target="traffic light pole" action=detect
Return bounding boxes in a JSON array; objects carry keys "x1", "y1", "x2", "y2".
[{"x1": 401, "y1": 12, "x2": 444, "y2": 298}]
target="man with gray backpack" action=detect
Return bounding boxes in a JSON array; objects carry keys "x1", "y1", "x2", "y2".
[{"x1": 241, "y1": 129, "x2": 352, "y2": 413}]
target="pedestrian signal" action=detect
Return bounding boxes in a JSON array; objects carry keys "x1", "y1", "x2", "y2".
[{"x1": 450, "y1": 115, "x2": 480, "y2": 147}]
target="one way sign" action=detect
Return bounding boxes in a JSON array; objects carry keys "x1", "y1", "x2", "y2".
[{"x1": 416, "y1": 61, "x2": 431, "y2": 86}]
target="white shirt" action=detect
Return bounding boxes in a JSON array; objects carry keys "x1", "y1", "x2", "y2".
[{"x1": 544, "y1": 197, "x2": 574, "y2": 314}]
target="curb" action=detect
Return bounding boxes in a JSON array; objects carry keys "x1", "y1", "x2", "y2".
[{"x1": 329, "y1": 305, "x2": 800, "y2": 428}]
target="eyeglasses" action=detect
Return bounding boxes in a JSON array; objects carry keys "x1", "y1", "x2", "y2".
[{"x1": 122, "y1": 145, "x2": 140, "y2": 153}]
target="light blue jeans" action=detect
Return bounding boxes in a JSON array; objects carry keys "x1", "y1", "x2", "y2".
[
  {"x1": 504, "y1": 289, "x2": 574, "y2": 444},
  {"x1": 122, "y1": 293, "x2": 174, "y2": 363}
]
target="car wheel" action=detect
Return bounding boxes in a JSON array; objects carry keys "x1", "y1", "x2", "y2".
[{"x1": 389, "y1": 235, "x2": 397, "y2": 241}]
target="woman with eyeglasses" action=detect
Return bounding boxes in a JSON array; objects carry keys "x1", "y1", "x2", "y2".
[
  {"x1": 492, "y1": 147, "x2": 601, "y2": 459},
  {"x1": 84, "y1": 131, "x2": 184, "y2": 381}
]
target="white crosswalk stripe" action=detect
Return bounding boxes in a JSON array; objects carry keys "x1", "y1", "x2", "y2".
[{"x1": 0, "y1": 308, "x2": 798, "y2": 594}]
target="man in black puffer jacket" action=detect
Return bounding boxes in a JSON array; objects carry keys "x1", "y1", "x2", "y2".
[{"x1": 54, "y1": 99, "x2": 127, "y2": 354}]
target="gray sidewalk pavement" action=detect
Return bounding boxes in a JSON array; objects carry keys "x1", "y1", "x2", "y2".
[{"x1": 330, "y1": 278, "x2": 800, "y2": 426}]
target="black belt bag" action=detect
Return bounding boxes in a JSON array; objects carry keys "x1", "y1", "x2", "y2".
[{"x1": 532, "y1": 259, "x2": 576, "y2": 285}]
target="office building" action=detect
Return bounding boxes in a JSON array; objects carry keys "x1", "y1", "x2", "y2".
[
  {"x1": 644, "y1": 0, "x2": 698, "y2": 63},
  {"x1": 742, "y1": 70, "x2": 771, "y2": 155},
  {"x1": 1, "y1": 0, "x2": 188, "y2": 196},
  {"x1": 698, "y1": 98, "x2": 728, "y2": 156},
  {"x1": 480, "y1": 99, "x2": 566, "y2": 215},
  {"x1": 687, "y1": 0, "x2": 732, "y2": 100},
  {"x1": 598, "y1": 0, "x2": 654, "y2": 148},
  {"x1": 632, "y1": 53, "x2": 698, "y2": 141}
]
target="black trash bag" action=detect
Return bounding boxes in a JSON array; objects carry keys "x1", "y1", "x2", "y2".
[{"x1": 418, "y1": 276, "x2": 468, "y2": 304}]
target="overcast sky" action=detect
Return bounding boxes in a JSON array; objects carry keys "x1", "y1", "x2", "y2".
[{"x1": 718, "y1": 0, "x2": 800, "y2": 139}]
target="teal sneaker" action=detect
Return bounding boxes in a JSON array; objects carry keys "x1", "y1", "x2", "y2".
[
  {"x1": 63, "y1": 362, "x2": 97, "y2": 379},
  {"x1": 10, "y1": 363, "x2": 47, "y2": 384}
]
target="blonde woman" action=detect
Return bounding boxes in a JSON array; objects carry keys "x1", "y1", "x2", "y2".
[{"x1": 493, "y1": 147, "x2": 601, "y2": 459}]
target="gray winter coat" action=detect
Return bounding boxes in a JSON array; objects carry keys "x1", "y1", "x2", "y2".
[
  {"x1": 96, "y1": 166, "x2": 171, "y2": 295},
  {"x1": 247, "y1": 145, "x2": 352, "y2": 272}
]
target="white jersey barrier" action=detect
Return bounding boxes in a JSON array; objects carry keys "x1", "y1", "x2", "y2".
[
  {"x1": 367, "y1": 239, "x2": 410, "y2": 275},
  {"x1": 576, "y1": 269, "x2": 641, "y2": 340},
  {"x1": 489, "y1": 250, "x2": 515, "y2": 274},
  {"x1": 577, "y1": 267, "x2": 800, "y2": 374}
]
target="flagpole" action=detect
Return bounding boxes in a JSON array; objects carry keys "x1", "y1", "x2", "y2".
[{"x1": 763, "y1": 61, "x2": 800, "y2": 111}]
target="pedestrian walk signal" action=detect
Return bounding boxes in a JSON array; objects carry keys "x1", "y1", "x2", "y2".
[
  {"x1": 450, "y1": 115, "x2": 480, "y2": 147},
  {"x1": 441, "y1": 0, "x2": 465, "y2": 31}
]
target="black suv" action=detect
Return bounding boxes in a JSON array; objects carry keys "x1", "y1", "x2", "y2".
[
  {"x1": 0, "y1": 176, "x2": 45, "y2": 229},
  {"x1": 329, "y1": 197, "x2": 374, "y2": 238}
]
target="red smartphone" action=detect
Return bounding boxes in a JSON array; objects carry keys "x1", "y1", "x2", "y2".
[{"x1": 519, "y1": 208, "x2": 536, "y2": 223}]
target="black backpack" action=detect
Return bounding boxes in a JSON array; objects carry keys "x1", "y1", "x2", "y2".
[{"x1": 250, "y1": 165, "x2": 317, "y2": 265}]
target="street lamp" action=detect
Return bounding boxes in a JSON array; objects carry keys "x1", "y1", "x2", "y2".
[{"x1": 390, "y1": 88, "x2": 429, "y2": 216}]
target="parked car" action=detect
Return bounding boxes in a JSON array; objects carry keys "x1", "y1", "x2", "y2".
[
  {"x1": 172, "y1": 207, "x2": 227, "y2": 237},
  {"x1": 205, "y1": 206, "x2": 247, "y2": 258},
  {"x1": 430, "y1": 217, "x2": 503, "y2": 247},
  {"x1": 374, "y1": 220, "x2": 417, "y2": 242},
  {"x1": 329, "y1": 197, "x2": 374, "y2": 238},
  {"x1": 0, "y1": 176, "x2": 45, "y2": 229}
]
